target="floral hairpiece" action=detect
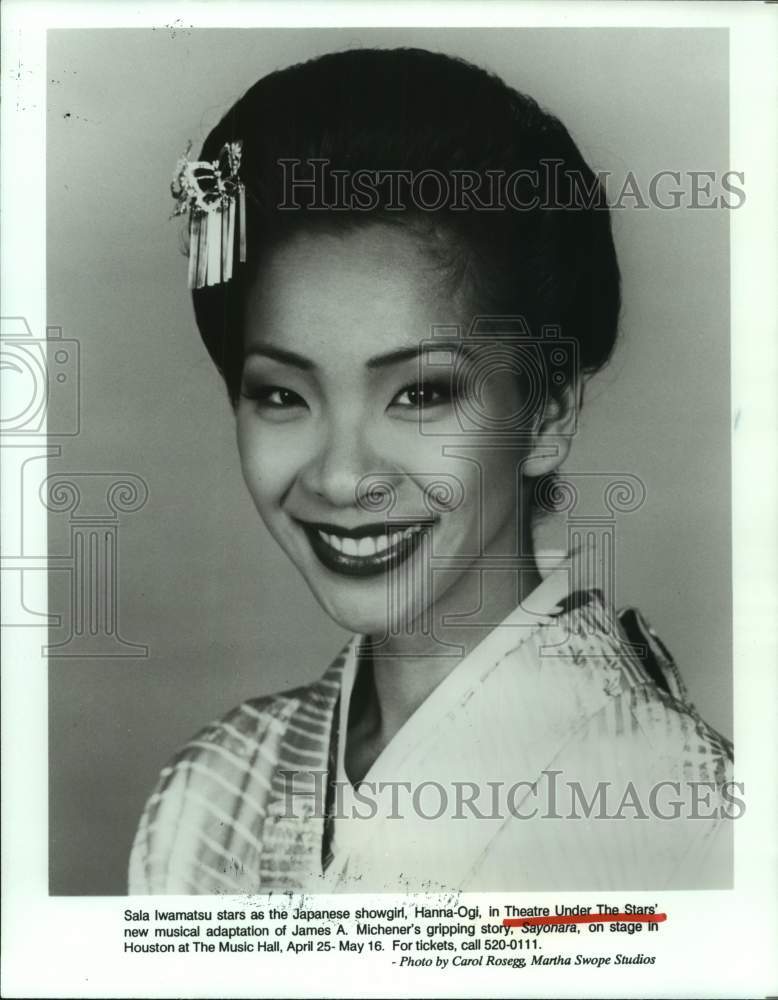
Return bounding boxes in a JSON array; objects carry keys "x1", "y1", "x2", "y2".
[{"x1": 171, "y1": 140, "x2": 247, "y2": 289}]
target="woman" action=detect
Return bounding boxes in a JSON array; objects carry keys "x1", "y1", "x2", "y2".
[{"x1": 129, "y1": 47, "x2": 733, "y2": 894}]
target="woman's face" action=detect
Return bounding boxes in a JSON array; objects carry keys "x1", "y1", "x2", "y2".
[{"x1": 237, "y1": 224, "x2": 534, "y2": 636}]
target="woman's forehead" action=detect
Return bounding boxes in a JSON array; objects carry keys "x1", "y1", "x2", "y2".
[{"x1": 243, "y1": 224, "x2": 464, "y2": 363}]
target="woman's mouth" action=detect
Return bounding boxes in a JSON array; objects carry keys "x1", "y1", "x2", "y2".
[{"x1": 297, "y1": 519, "x2": 434, "y2": 578}]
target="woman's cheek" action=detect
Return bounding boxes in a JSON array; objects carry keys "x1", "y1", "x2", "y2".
[
  {"x1": 237, "y1": 419, "x2": 305, "y2": 508},
  {"x1": 383, "y1": 414, "x2": 458, "y2": 465}
]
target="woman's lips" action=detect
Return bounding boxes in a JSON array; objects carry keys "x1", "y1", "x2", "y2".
[{"x1": 297, "y1": 519, "x2": 434, "y2": 578}]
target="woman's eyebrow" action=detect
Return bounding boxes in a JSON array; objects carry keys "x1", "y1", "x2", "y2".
[
  {"x1": 368, "y1": 341, "x2": 480, "y2": 368},
  {"x1": 244, "y1": 345, "x2": 315, "y2": 370},
  {"x1": 365, "y1": 346, "x2": 423, "y2": 370},
  {"x1": 244, "y1": 342, "x2": 466, "y2": 371},
  {"x1": 245, "y1": 343, "x2": 427, "y2": 371}
]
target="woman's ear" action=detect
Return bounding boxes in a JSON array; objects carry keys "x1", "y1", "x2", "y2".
[{"x1": 522, "y1": 378, "x2": 582, "y2": 478}]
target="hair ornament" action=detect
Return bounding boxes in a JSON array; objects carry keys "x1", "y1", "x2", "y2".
[{"x1": 171, "y1": 140, "x2": 247, "y2": 289}]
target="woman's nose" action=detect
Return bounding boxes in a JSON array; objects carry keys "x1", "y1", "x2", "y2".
[{"x1": 300, "y1": 418, "x2": 380, "y2": 509}]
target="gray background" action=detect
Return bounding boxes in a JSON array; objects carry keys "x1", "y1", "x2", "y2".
[{"x1": 47, "y1": 27, "x2": 731, "y2": 894}]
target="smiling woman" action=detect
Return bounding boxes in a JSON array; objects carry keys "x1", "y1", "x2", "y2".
[
  {"x1": 128, "y1": 46, "x2": 733, "y2": 894},
  {"x1": 236, "y1": 225, "x2": 545, "y2": 641}
]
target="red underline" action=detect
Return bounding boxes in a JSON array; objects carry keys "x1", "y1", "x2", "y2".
[{"x1": 503, "y1": 913, "x2": 667, "y2": 927}]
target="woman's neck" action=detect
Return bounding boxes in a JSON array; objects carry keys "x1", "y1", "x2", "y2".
[
  {"x1": 372, "y1": 557, "x2": 540, "y2": 734},
  {"x1": 344, "y1": 547, "x2": 541, "y2": 783}
]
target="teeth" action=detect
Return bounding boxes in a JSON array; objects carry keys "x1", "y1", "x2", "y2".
[
  {"x1": 315, "y1": 525, "x2": 428, "y2": 559},
  {"x1": 375, "y1": 534, "x2": 390, "y2": 553},
  {"x1": 319, "y1": 530, "x2": 342, "y2": 551}
]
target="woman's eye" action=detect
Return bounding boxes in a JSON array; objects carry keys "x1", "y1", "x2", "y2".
[
  {"x1": 241, "y1": 385, "x2": 308, "y2": 411},
  {"x1": 391, "y1": 380, "x2": 452, "y2": 409}
]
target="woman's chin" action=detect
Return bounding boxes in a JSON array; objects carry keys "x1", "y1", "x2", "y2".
[
  {"x1": 311, "y1": 590, "x2": 414, "y2": 637},
  {"x1": 294, "y1": 551, "x2": 434, "y2": 636},
  {"x1": 321, "y1": 604, "x2": 399, "y2": 637}
]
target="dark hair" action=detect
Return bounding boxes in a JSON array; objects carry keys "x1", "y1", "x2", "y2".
[{"x1": 191, "y1": 47, "x2": 620, "y2": 408}]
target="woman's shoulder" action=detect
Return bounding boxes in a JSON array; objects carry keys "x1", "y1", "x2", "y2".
[
  {"x1": 550, "y1": 594, "x2": 733, "y2": 775},
  {"x1": 149, "y1": 674, "x2": 331, "y2": 791},
  {"x1": 127, "y1": 675, "x2": 335, "y2": 895},
  {"x1": 187, "y1": 687, "x2": 304, "y2": 756},
  {"x1": 599, "y1": 603, "x2": 734, "y2": 787},
  {"x1": 619, "y1": 678, "x2": 734, "y2": 791}
]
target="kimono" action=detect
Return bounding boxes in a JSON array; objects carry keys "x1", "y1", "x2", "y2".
[{"x1": 128, "y1": 560, "x2": 734, "y2": 895}]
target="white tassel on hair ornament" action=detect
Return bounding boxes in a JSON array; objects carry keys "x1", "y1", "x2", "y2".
[{"x1": 171, "y1": 140, "x2": 247, "y2": 289}]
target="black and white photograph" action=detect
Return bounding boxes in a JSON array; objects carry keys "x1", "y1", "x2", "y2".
[
  {"x1": 48, "y1": 23, "x2": 737, "y2": 897},
  {"x1": 2, "y1": 2, "x2": 777, "y2": 998}
]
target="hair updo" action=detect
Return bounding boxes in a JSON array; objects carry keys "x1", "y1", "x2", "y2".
[{"x1": 190, "y1": 47, "x2": 621, "y2": 408}]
